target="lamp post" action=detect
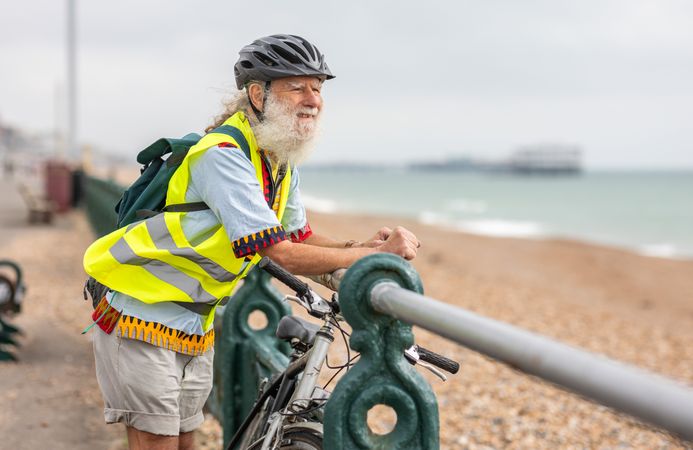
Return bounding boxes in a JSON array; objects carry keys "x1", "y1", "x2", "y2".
[{"x1": 66, "y1": 0, "x2": 77, "y2": 161}]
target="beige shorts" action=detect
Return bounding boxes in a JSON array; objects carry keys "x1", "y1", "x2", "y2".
[{"x1": 92, "y1": 328, "x2": 214, "y2": 436}]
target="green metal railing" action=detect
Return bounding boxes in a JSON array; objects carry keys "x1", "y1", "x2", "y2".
[
  {"x1": 328, "y1": 254, "x2": 693, "y2": 444},
  {"x1": 82, "y1": 174, "x2": 123, "y2": 237},
  {"x1": 0, "y1": 260, "x2": 25, "y2": 362}
]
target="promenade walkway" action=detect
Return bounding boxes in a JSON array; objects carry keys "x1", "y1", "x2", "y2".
[
  {"x1": 0, "y1": 175, "x2": 124, "y2": 450},
  {"x1": 0, "y1": 173, "x2": 221, "y2": 449}
]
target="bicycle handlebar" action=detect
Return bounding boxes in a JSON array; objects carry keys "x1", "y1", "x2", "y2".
[
  {"x1": 417, "y1": 345, "x2": 460, "y2": 374},
  {"x1": 259, "y1": 257, "x2": 460, "y2": 376},
  {"x1": 258, "y1": 257, "x2": 310, "y2": 298}
]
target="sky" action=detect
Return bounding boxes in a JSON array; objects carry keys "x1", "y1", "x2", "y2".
[{"x1": 1, "y1": 0, "x2": 692, "y2": 169}]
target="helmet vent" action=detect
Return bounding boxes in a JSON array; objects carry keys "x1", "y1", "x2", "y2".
[
  {"x1": 253, "y1": 52, "x2": 278, "y2": 67},
  {"x1": 240, "y1": 60, "x2": 254, "y2": 69},
  {"x1": 284, "y1": 42, "x2": 310, "y2": 62},
  {"x1": 302, "y1": 41, "x2": 316, "y2": 60},
  {"x1": 271, "y1": 44, "x2": 303, "y2": 65}
]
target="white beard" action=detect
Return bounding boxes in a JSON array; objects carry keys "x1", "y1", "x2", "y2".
[{"x1": 252, "y1": 94, "x2": 321, "y2": 166}]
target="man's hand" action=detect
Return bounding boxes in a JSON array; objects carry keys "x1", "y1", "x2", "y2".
[
  {"x1": 362, "y1": 227, "x2": 393, "y2": 248},
  {"x1": 375, "y1": 226, "x2": 420, "y2": 260},
  {"x1": 259, "y1": 226, "x2": 421, "y2": 275}
]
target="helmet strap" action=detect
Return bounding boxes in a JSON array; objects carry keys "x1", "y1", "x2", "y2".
[{"x1": 247, "y1": 81, "x2": 271, "y2": 122}]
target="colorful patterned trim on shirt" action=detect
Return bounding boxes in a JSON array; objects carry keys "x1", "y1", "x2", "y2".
[
  {"x1": 260, "y1": 154, "x2": 273, "y2": 204},
  {"x1": 90, "y1": 298, "x2": 213, "y2": 355},
  {"x1": 116, "y1": 315, "x2": 215, "y2": 356},
  {"x1": 271, "y1": 181, "x2": 282, "y2": 213},
  {"x1": 92, "y1": 296, "x2": 122, "y2": 334},
  {"x1": 232, "y1": 225, "x2": 287, "y2": 258},
  {"x1": 217, "y1": 142, "x2": 238, "y2": 148},
  {"x1": 288, "y1": 223, "x2": 313, "y2": 243},
  {"x1": 259, "y1": 149, "x2": 286, "y2": 213}
]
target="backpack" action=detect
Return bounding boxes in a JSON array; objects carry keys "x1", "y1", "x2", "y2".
[
  {"x1": 114, "y1": 125, "x2": 251, "y2": 228},
  {"x1": 85, "y1": 133, "x2": 207, "y2": 309},
  {"x1": 114, "y1": 133, "x2": 205, "y2": 228}
]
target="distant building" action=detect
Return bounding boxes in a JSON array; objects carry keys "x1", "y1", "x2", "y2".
[
  {"x1": 507, "y1": 144, "x2": 582, "y2": 175},
  {"x1": 0, "y1": 120, "x2": 20, "y2": 152}
]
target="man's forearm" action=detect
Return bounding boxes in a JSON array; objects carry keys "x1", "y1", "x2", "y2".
[
  {"x1": 302, "y1": 233, "x2": 360, "y2": 249},
  {"x1": 258, "y1": 239, "x2": 373, "y2": 275},
  {"x1": 258, "y1": 226, "x2": 419, "y2": 275}
]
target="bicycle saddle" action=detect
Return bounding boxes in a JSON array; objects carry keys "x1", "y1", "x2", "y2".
[{"x1": 276, "y1": 316, "x2": 321, "y2": 344}]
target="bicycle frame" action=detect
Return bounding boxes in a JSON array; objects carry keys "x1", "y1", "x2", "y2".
[
  {"x1": 229, "y1": 313, "x2": 337, "y2": 450},
  {"x1": 285, "y1": 322, "x2": 334, "y2": 412}
]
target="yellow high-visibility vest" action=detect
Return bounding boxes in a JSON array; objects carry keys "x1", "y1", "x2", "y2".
[{"x1": 83, "y1": 112, "x2": 291, "y2": 330}]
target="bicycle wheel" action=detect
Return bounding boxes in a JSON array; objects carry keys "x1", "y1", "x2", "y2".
[
  {"x1": 247, "y1": 426, "x2": 322, "y2": 450},
  {"x1": 238, "y1": 397, "x2": 273, "y2": 449}
]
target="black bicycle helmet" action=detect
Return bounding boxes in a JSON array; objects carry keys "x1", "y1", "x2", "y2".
[{"x1": 234, "y1": 34, "x2": 335, "y2": 89}]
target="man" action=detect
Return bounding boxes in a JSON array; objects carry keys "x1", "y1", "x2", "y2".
[{"x1": 84, "y1": 34, "x2": 420, "y2": 450}]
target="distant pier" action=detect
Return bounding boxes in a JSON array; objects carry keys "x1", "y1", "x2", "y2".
[
  {"x1": 406, "y1": 144, "x2": 583, "y2": 175},
  {"x1": 507, "y1": 145, "x2": 582, "y2": 175}
]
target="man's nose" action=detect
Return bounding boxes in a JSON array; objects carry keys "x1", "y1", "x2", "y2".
[{"x1": 301, "y1": 90, "x2": 322, "y2": 109}]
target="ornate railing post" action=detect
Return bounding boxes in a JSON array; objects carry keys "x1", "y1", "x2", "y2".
[
  {"x1": 210, "y1": 268, "x2": 292, "y2": 449},
  {"x1": 324, "y1": 254, "x2": 439, "y2": 449}
]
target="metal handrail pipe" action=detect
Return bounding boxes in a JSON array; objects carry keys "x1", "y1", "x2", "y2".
[{"x1": 370, "y1": 281, "x2": 693, "y2": 441}]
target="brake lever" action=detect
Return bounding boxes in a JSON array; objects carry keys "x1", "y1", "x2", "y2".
[
  {"x1": 306, "y1": 291, "x2": 332, "y2": 317},
  {"x1": 285, "y1": 294, "x2": 310, "y2": 311},
  {"x1": 404, "y1": 345, "x2": 448, "y2": 381},
  {"x1": 418, "y1": 360, "x2": 448, "y2": 381},
  {"x1": 284, "y1": 292, "x2": 333, "y2": 318}
]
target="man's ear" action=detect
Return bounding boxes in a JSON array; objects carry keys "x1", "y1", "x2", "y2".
[{"x1": 248, "y1": 83, "x2": 265, "y2": 111}]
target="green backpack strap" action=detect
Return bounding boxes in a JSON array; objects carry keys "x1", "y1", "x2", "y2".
[
  {"x1": 209, "y1": 125, "x2": 251, "y2": 160},
  {"x1": 139, "y1": 127, "x2": 248, "y2": 166},
  {"x1": 160, "y1": 126, "x2": 250, "y2": 214},
  {"x1": 135, "y1": 202, "x2": 211, "y2": 220},
  {"x1": 137, "y1": 133, "x2": 202, "y2": 165}
]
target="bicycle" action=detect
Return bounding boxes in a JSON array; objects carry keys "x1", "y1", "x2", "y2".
[{"x1": 226, "y1": 257, "x2": 459, "y2": 450}]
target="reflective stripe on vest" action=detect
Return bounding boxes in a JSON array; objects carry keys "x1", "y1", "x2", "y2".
[
  {"x1": 144, "y1": 214, "x2": 237, "y2": 283},
  {"x1": 83, "y1": 111, "x2": 291, "y2": 330},
  {"x1": 109, "y1": 235, "x2": 218, "y2": 304}
]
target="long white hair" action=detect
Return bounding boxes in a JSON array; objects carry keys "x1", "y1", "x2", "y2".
[{"x1": 205, "y1": 90, "x2": 251, "y2": 133}]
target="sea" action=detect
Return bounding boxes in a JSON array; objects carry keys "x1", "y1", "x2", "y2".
[{"x1": 298, "y1": 169, "x2": 693, "y2": 261}]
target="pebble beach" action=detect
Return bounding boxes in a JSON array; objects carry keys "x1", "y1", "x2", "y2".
[{"x1": 308, "y1": 211, "x2": 693, "y2": 449}]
